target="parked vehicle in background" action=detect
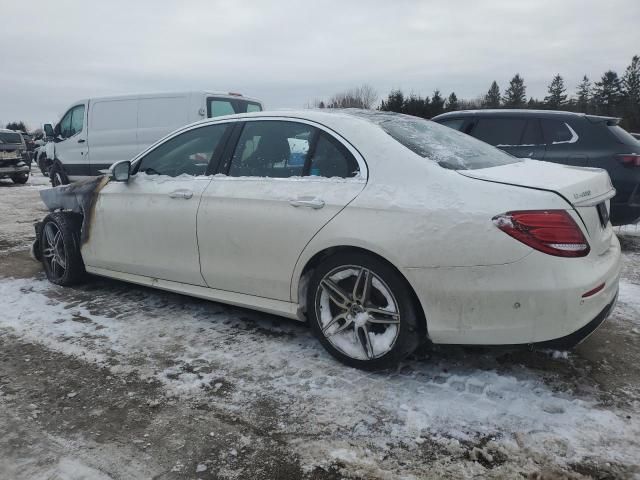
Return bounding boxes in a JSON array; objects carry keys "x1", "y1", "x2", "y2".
[
  {"x1": 19, "y1": 131, "x2": 36, "y2": 165},
  {"x1": 33, "y1": 110, "x2": 620, "y2": 369},
  {"x1": 42, "y1": 91, "x2": 263, "y2": 186},
  {"x1": 432, "y1": 110, "x2": 640, "y2": 225},
  {"x1": 33, "y1": 123, "x2": 56, "y2": 176},
  {"x1": 0, "y1": 129, "x2": 30, "y2": 184}
]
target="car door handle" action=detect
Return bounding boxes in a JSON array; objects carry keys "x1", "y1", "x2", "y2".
[
  {"x1": 77, "y1": 139, "x2": 85, "y2": 144},
  {"x1": 289, "y1": 198, "x2": 325, "y2": 209},
  {"x1": 169, "y1": 190, "x2": 193, "y2": 199}
]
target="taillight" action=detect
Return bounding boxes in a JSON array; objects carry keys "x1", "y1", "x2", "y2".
[
  {"x1": 493, "y1": 210, "x2": 590, "y2": 257},
  {"x1": 618, "y1": 154, "x2": 640, "y2": 167}
]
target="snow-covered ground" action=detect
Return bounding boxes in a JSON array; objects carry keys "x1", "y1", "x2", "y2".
[{"x1": 1, "y1": 173, "x2": 639, "y2": 479}]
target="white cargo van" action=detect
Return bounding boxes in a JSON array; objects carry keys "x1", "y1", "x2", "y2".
[{"x1": 42, "y1": 91, "x2": 263, "y2": 185}]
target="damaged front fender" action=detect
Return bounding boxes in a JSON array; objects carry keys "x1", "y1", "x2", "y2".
[{"x1": 39, "y1": 176, "x2": 110, "y2": 244}]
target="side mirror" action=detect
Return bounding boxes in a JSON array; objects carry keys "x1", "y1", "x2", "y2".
[
  {"x1": 43, "y1": 123, "x2": 54, "y2": 138},
  {"x1": 110, "y1": 160, "x2": 131, "y2": 182}
]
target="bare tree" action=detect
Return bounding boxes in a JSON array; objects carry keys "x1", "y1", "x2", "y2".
[{"x1": 325, "y1": 84, "x2": 378, "y2": 109}]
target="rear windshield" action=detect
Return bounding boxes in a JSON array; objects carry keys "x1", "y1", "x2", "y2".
[
  {"x1": 608, "y1": 125, "x2": 640, "y2": 147},
  {"x1": 370, "y1": 114, "x2": 520, "y2": 170},
  {"x1": 0, "y1": 131, "x2": 23, "y2": 144},
  {"x1": 207, "y1": 97, "x2": 262, "y2": 118}
]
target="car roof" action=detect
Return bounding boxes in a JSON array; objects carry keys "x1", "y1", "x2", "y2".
[{"x1": 433, "y1": 109, "x2": 619, "y2": 123}]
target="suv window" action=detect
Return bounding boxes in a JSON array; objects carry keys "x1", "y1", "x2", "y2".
[
  {"x1": 438, "y1": 118, "x2": 465, "y2": 131},
  {"x1": 228, "y1": 121, "x2": 314, "y2": 178},
  {"x1": 521, "y1": 119, "x2": 543, "y2": 145},
  {"x1": 309, "y1": 133, "x2": 359, "y2": 178},
  {"x1": 136, "y1": 124, "x2": 229, "y2": 177},
  {"x1": 471, "y1": 118, "x2": 527, "y2": 146},
  {"x1": 541, "y1": 119, "x2": 577, "y2": 144}
]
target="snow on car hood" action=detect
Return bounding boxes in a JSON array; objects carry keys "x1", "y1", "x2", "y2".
[{"x1": 457, "y1": 159, "x2": 615, "y2": 207}]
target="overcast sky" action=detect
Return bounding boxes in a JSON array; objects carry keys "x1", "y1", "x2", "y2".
[{"x1": 1, "y1": 0, "x2": 639, "y2": 129}]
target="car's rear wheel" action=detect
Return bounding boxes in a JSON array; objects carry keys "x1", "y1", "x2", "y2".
[
  {"x1": 11, "y1": 172, "x2": 29, "y2": 184},
  {"x1": 40, "y1": 212, "x2": 85, "y2": 286},
  {"x1": 307, "y1": 252, "x2": 422, "y2": 370}
]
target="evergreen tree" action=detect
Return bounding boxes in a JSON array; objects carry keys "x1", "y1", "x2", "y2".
[
  {"x1": 544, "y1": 74, "x2": 568, "y2": 109},
  {"x1": 576, "y1": 75, "x2": 592, "y2": 113},
  {"x1": 503, "y1": 74, "x2": 527, "y2": 108},
  {"x1": 380, "y1": 89, "x2": 405, "y2": 113},
  {"x1": 430, "y1": 90, "x2": 445, "y2": 117},
  {"x1": 527, "y1": 97, "x2": 542, "y2": 109},
  {"x1": 593, "y1": 70, "x2": 623, "y2": 116},
  {"x1": 622, "y1": 55, "x2": 640, "y2": 131},
  {"x1": 5, "y1": 121, "x2": 28, "y2": 132},
  {"x1": 446, "y1": 92, "x2": 459, "y2": 112},
  {"x1": 484, "y1": 81, "x2": 501, "y2": 108}
]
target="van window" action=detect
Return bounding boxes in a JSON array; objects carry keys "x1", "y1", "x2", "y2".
[
  {"x1": 136, "y1": 124, "x2": 229, "y2": 177},
  {"x1": 207, "y1": 97, "x2": 262, "y2": 118},
  {"x1": 138, "y1": 97, "x2": 188, "y2": 129},
  {"x1": 471, "y1": 118, "x2": 527, "y2": 146},
  {"x1": 70, "y1": 105, "x2": 85, "y2": 136},
  {"x1": 91, "y1": 100, "x2": 137, "y2": 130},
  {"x1": 521, "y1": 119, "x2": 543, "y2": 145},
  {"x1": 58, "y1": 109, "x2": 73, "y2": 138}
]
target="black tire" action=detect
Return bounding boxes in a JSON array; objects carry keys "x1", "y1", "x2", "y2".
[
  {"x1": 11, "y1": 172, "x2": 29, "y2": 184},
  {"x1": 39, "y1": 212, "x2": 86, "y2": 286},
  {"x1": 307, "y1": 251, "x2": 422, "y2": 370},
  {"x1": 49, "y1": 162, "x2": 69, "y2": 187}
]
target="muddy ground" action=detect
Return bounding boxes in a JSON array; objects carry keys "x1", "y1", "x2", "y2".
[{"x1": 0, "y1": 173, "x2": 639, "y2": 479}]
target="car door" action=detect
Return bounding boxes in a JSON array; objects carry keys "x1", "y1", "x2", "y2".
[
  {"x1": 54, "y1": 103, "x2": 89, "y2": 176},
  {"x1": 82, "y1": 123, "x2": 231, "y2": 285},
  {"x1": 197, "y1": 119, "x2": 366, "y2": 301},
  {"x1": 469, "y1": 117, "x2": 545, "y2": 159}
]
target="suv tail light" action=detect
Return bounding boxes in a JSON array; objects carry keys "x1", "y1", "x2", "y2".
[
  {"x1": 493, "y1": 210, "x2": 590, "y2": 257},
  {"x1": 618, "y1": 154, "x2": 640, "y2": 167}
]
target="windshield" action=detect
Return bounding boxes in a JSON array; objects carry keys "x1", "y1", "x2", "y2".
[
  {"x1": 351, "y1": 111, "x2": 520, "y2": 170},
  {"x1": 207, "y1": 97, "x2": 262, "y2": 118},
  {"x1": 0, "y1": 131, "x2": 23, "y2": 144}
]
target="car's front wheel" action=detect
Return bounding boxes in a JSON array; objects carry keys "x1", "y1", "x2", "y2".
[
  {"x1": 40, "y1": 212, "x2": 86, "y2": 286},
  {"x1": 307, "y1": 252, "x2": 422, "y2": 370}
]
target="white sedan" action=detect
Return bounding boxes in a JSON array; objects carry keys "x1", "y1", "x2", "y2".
[{"x1": 34, "y1": 110, "x2": 621, "y2": 369}]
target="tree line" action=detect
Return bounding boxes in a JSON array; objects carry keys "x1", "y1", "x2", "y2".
[{"x1": 315, "y1": 54, "x2": 640, "y2": 132}]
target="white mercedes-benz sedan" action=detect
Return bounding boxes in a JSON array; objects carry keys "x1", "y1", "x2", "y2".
[{"x1": 34, "y1": 110, "x2": 621, "y2": 369}]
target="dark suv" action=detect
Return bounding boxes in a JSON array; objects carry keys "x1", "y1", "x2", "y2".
[{"x1": 432, "y1": 110, "x2": 640, "y2": 225}]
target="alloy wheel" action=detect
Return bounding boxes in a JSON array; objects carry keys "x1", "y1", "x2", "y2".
[
  {"x1": 315, "y1": 266, "x2": 401, "y2": 360},
  {"x1": 42, "y1": 222, "x2": 67, "y2": 280}
]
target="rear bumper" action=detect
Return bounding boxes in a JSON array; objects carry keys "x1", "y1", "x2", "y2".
[
  {"x1": 0, "y1": 164, "x2": 30, "y2": 176},
  {"x1": 404, "y1": 234, "x2": 621, "y2": 346},
  {"x1": 533, "y1": 290, "x2": 617, "y2": 349}
]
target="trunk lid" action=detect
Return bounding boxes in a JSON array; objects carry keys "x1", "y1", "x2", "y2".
[{"x1": 459, "y1": 159, "x2": 615, "y2": 255}]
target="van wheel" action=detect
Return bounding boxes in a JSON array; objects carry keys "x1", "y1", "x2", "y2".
[
  {"x1": 40, "y1": 212, "x2": 85, "y2": 286},
  {"x1": 49, "y1": 163, "x2": 69, "y2": 186},
  {"x1": 11, "y1": 172, "x2": 29, "y2": 184},
  {"x1": 307, "y1": 251, "x2": 422, "y2": 370}
]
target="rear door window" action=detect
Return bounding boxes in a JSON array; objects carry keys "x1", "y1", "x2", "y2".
[
  {"x1": 309, "y1": 133, "x2": 359, "y2": 178},
  {"x1": 228, "y1": 121, "x2": 313, "y2": 178},
  {"x1": 471, "y1": 118, "x2": 527, "y2": 146},
  {"x1": 541, "y1": 119, "x2": 578, "y2": 144},
  {"x1": 521, "y1": 119, "x2": 543, "y2": 145}
]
